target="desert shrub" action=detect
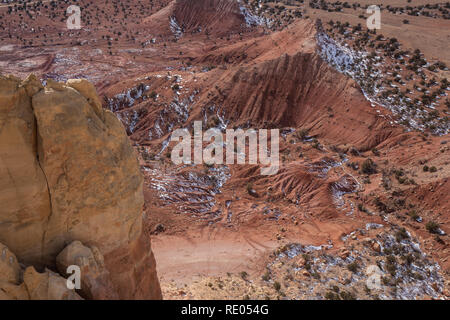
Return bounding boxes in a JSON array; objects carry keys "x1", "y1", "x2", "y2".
[
  {"x1": 395, "y1": 228, "x2": 409, "y2": 242},
  {"x1": 339, "y1": 291, "x2": 356, "y2": 300},
  {"x1": 408, "y1": 210, "x2": 420, "y2": 221},
  {"x1": 401, "y1": 254, "x2": 415, "y2": 265},
  {"x1": 371, "y1": 148, "x2": 380, "y2": 156},
  {"x1": 296, "y1": 128, "x2": 309, "y2": 141},
  {"x1": 426, "y1": 221, "x2": 440, "y2": 234},
  {"x1": 273, "y1": 281, "x2": 281, "y2": 291},
  {"x1": 357, "y1": 203, "x2": 367, "y2": 213},
  {"x1": 149, "y1": 91, "x2": 158, "y2": 100},
  {"x1": 347, "y1": 261, "x2": 359, "y2": 273},
  {"x1": 385, "y1": 255, "x2": 397, "y2": 276},
  {"x1": 325, "y1": 291, "x2": 339, "y2": 300},
  {"x1": 361, "y1": 158, "x2": 377, "y2": 175}
]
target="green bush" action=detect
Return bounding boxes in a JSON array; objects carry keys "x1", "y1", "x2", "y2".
[
  {"x1": 426, "y1": 221, "x2": 440, "y2": 234},
  {"x1": 361, "y1": 158, "x2": 377, "y2": 175}
]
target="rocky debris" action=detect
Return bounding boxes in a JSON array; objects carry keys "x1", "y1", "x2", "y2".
[
  {"x1": 263, "y1": 228, "x2": 447, "y2": 300},
  {"x1": 339, "y1": 249, "x2": 350, "y2": 259},
  {"x1": 372, "y1": 242, "x2": 382, "y2": 253},
  {"x1": 166, "y1": 226, "x2": 446, "y2": 300},
  {"x1": 23, "y1": 266, "x2": 83, "y2": 300},
  {"x1": 0, "y1": 74, "x2": 161, "y2": 299},
  {"x1": 330, "y1": 174, "x2": 360, "y2": 212},
  {"x1": 56, "y1": 241, "x2": 118, "y2": 300},
  {"x1": 0, "y1": 241, "x2": 81, "y2": 300}
]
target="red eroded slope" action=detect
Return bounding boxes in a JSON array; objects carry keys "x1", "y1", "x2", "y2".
[
  {"x1": 189, "y1": 20, "x2": 402, "y2": 151},
  {"x1": 173, "y1": 0, "x2": 245, "y2": 35}
]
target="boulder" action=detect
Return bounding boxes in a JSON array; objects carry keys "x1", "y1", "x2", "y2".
[
  {"x1": 339, "y1": 249, "x2": 350, "y2": 259},
  {"x1": 56, "y1": 241, "x2": 118, "y2": 300},
  {"x1": 372, "y1": 241, "x2": 381, "y2": 253}
]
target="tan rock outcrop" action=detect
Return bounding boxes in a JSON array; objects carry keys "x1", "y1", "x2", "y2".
[
  {"x1": 0, "y1": 74, "x2": 161, "y2": 299},
  {"x1": 0, "y1": 75, "x2": 51, "y2": 266},
  {"x1": 0, "y1": 242, "x2": 21, "y2": 284}
]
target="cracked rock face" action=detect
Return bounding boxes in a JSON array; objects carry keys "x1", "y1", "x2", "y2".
[
  {"x1": 0, "y1": 74, "x2": 50, "y2": 266},
  {"x1": 0, "y1": 74, "x2": 161, "y2": 299}
]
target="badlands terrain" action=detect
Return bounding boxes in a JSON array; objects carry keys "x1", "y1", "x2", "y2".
[{"x1": 0, "y1": 0, "x2": 449, "y2": 300}]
